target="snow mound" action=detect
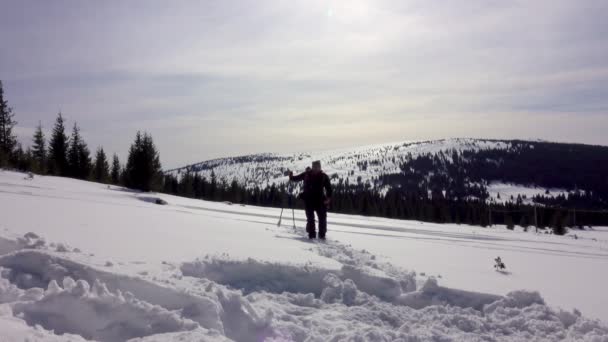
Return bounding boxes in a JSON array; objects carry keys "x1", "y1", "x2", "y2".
[
  {"x1": 127, "y1": 328, "x2": 232, "y2": 342},
  {"x1": 0, "y1": 314, "x2": 88, "y2": 342},
  {"x1": 397, "y1": 277, "x2": 501, "y2": 310},
  {"x1": 182, "y1": 257, "x2": 510, "y2": 314},
  {"x1": 247, "y1": 285, "x2": 608, "y2": 342},
  {"x1": 13, "y1": 278, "x2": 199, "y2": 341},
  {"x1": 181, "y1": 257, "x2": 411, "y2": 305},
  {"x1": 0, "y1": 237, "x2": 606, "y2": 342},
  {"x1": 0, "y1": 248, "x2": 277, "y2": 341},
  {"x1": 0, "y1": 250, "x2": 225, "y2": 332}
]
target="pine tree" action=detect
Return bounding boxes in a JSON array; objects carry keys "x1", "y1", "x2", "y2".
[
  {"x1": 12, "y1": 143, "x2": 32, "y2": 171},
  {"x1": 142, "y1": 133, "x2": 162, "y2": 191},
  {"x1": 125, "y1": 132, "x2": 163, "y2": 192},
  {"x1": 125, "y1": 132, "x2": 142, "y2": 190},
  {"x1": 48, "y1": 113, "x2": 69, "y2": 176},
  {"x1": 0, "y1": 80, "x2": 17, "y2": 167},
  {"x1": 230, "y1": 178, "x2": 241, "y2": 203},
  {"x1": 178, "y1": 172, "x2": 195, "y2": 198},
  {"x1": 209, "y1": 170, "x2": 217, "y2": 200},
  {"x1": 111, "y1": 154, "x2": 121, "y2": 185},
  {"x1": 93, "y1": 147, "x2": 110, "y2": 183},
  {"x1": 31, "y1": 121, "x2": 46, "y2": 173},
  {"x1": 67, "y1": 123, "x2": 91, "y2": 179},
  {"x1": 505, "y1": 214, "x2": 515, "y2": 230},
  {"x1": 22, "y1": 147, "x2": 33, "y2": 171},
  {"x1": 552, "y1": 211, "x2": 567, "y2": 235},
  {"x1": 67, "y1": 123, "x2": 81, "y2": 177}
]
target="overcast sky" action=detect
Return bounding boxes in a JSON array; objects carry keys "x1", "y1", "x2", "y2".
[{"x1": 1, "y1": 0, "x2": 607, "y2": 168}]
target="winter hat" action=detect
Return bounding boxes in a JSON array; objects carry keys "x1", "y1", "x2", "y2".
[{"x1": 312, "y1": 160, "x2": 322, "y2": 169}]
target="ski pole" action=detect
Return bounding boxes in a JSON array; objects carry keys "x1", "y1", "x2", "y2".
[
  {"x1": 288, "y1": 183, "x2": 296, "y2": 229},
  {"x1": 278, "y1": 177, "x2": 290, "y2": 227},
  {"x1": 277, "y1": 207, "x2": 284, "y2": 227}
]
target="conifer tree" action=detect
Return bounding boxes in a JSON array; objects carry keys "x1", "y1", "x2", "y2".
[
  {"x1": 505, "y1": 214, "x2": 515, "y2": 230},
  {"x1": 178, "y1": 172, "x2": 195, "y2": 198},
  {"x1": 21, "y1": 146, "x2": 33, "y2": 171},
  {"x1": 125, "y1": 132, "x2": 163, "y2": 192},
  {"x1": 12, "y1": 143, "x2": 32, "y2": 171},
  {"x1": 48, "y1": 113, "x2": 69, "y2": 176},
  {"x1": 111, "y1": 154, "x2": 121, "y2": 185},
  {"x1": 67, "y1": 123, "x2": 91, "y2": 179},
  {"x1": 209, "y1": 170, "x2": 217, "y2": 200},
  {"x1": 93, "y1": 147, "x2": 110, "y2": 183},
  {"x1": 31, "y1": 121, "x2": 46, "y2": 173},
  {"x1": 0, "y1": 81, "x2": 17, "y2": 167}
]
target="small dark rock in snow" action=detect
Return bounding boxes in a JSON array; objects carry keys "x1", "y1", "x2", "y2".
[{"x1": 105, "y1": 261, "x2": 114, "y2": 267}]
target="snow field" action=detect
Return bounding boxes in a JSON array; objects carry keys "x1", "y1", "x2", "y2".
[{"x1": 0, "y1": 170, "x2": 607, "y2": 341}]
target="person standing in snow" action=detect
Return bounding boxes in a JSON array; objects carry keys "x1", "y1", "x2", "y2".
[{"x1": 289, "y1": 160, "x2": 332, "y2": 239}]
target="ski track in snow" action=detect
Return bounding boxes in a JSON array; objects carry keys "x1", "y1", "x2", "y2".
[{"x1": 0, "y1": 170, "x2": 607, "y2": 341}]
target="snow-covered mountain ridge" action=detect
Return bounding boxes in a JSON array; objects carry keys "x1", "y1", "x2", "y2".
[
  {"x1": 167, "y1": 138, "x2": 510, "y2": 188},
  {"x1": 167, "y1": 138, "x2": 606, "y2": 205}
]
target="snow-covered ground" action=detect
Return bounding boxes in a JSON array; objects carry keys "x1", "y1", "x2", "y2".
[
  {"x1": 1, "y1": 170, "x2": 607, "y2": 341},
  {"x1": 486, "y1": 182, "x2": 569, "y2": 204}
]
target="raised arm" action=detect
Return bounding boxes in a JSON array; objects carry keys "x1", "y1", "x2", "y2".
[{"x1": 289, "y1": 171, "x2": 306, "y2": 182}]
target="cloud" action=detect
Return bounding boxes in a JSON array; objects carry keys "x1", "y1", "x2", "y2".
[{"x1": 1, "y1": 0, "x2": 607, "y2": 168}]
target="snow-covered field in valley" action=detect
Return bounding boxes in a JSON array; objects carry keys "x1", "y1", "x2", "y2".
[{"x1": 1, "y1": 170, "x2": 607, "y2": 341}]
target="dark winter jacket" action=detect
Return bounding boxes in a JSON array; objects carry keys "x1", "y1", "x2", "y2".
[{"x1": 290, "y1": 170, "x2": 332, "y2": 204}]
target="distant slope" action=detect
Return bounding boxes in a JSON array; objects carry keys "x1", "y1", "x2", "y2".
[
  {"x1": 166, "y1": 138, "x2": 608, "y2": 208},
  {"x1": 166, "y1": 138, "x2": 511, "y2": 189}
]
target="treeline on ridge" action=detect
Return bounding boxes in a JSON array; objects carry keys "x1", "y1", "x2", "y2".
[{"x1": 0, "y1": 80, "x2": 163, "y2": 193}]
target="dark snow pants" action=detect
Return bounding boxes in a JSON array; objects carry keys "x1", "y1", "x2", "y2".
[{"x1": 305, "y1": 201, "x2": 327, "y2": 237}]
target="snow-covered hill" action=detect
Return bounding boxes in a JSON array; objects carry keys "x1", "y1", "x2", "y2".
[
  {"x1": 166, "y1": 138, "x2": 565, "y2": 203},
  {"x1": 167, "y1": 138, "x2": 505, "y2": 187},
  {"x1": 1, "y1": 170, "x2": 607, "y2": 341}
]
